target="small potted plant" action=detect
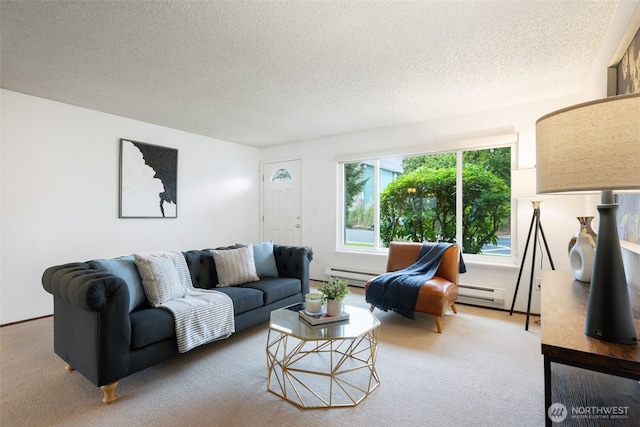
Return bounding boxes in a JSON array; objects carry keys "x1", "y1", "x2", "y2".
[{"x1": 318, "y1": 277, "x2": 350, "y2": 316}]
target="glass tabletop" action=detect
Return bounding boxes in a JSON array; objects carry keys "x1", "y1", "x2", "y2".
[{"x1": 269, "y1": 303, "x2": 380, "y2": 340}]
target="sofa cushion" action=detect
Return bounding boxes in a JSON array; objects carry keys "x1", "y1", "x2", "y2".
[
  {"x1": 251, "y1": 241, "x2": 279, "y2": 278},
  {"x1": 213, "y1": 243, "x2": 246, "y2": 251},
  {"x1": 213, "y1": 286, "x2": 263, "y2": 315},
  {"x1": 183, "y1": 250, "x2": 217, "y2": 288},
  {"x1": 134, "y1": 253, "x2": 185, "y2": 306},
  {"x1": 129, "y1": 307, "x2": 175, "y2": 350},
  {"x1": 211, "y1": 246, "x2": 259, "y2": 287},
  {"x1": 91, "y1": 255, "x2": 146, "y2": 312},
  {"x1": 240, "y1": 277, "x2": 301, "y2": 305}
]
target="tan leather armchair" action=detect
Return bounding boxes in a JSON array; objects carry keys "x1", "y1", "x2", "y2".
[{"x1": 365, "y1": 242, "x2": 460, "y2": 333}]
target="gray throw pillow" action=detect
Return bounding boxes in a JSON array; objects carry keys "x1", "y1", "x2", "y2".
[{"x1": 211, "y1": 246, "x2": 260, "y2": 287}]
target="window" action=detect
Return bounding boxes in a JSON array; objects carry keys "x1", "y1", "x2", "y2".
[
  {"x1": 341, "y1": 145, "x2": 512, "y2": 258},
  {"x1": 343, "y1": 159, "x2": 402, "y2": 248},
  {"x1": 271, "y1": 168, "x2": 292, "y2": 182}
]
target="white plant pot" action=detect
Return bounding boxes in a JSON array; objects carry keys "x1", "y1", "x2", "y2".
[{"x1": 325, "y1": 299, "x2": 343, "y2": 316}]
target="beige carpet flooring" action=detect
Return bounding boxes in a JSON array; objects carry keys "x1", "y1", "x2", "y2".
[{"x1": 1, "y1": 286, "x2": 545, "y2": 427}]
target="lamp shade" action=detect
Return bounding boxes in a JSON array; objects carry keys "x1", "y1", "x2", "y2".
[{"x1": 536, "y1": 93, "x2": 640, "y2": 194}]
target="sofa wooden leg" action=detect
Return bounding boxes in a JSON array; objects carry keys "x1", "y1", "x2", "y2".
[
  {"x1": 101, "y1": 381, "x2": 119, "y2": 404},
  {"x1": 64, "y1": 363, "x2": 75, "y2": 371},
  {"x1": 369, "y1": 304, "x2": 375, "y2": 312},
  {"x1": 451, "y1": 303, "x2": 458, "y2": 314},
  {"x1": 434, "y1": 316, "x2": 443, "y2": 333}
]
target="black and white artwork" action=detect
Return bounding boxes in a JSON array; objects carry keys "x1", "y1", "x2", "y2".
[{"x1": 119, "y1": 139, "x2": 177, "y2": 218}]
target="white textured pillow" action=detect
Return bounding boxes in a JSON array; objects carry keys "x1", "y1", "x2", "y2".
[
  {"x1": 211, "y1": 246, "x2": 260, "y2": 287},
  {"x1": 134, "y1": 253, "x2": 185, "y2": 306}
]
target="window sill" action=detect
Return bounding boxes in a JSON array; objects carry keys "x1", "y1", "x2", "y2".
[
  {"x1": 463, "y1": 259, "x2": 519, "y2": 270},
  {"x1": 336, "y1": 248, "x2": 519, "y2": 269}
]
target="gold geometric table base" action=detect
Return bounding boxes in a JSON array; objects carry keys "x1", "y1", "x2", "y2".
[{"x1": 266, "y1": 326, "x2": 379, "y2": 408}]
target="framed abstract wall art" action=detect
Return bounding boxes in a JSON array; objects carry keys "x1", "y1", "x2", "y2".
[
  {"x1": 607, "y1": 22, "x2": 639, "y2": 246},
  {"x1": 615, "y1": 27, "x2": 640, "y2": 95},
  {"x1": 607, "y1": 19, "x2": 639, "y2": 96},
  {"x1": 119, "y1": 139, "x2": 178, "y2": 218},
  {"x1": 617, "y1": 193, "x2": 640, "y2": 247}
]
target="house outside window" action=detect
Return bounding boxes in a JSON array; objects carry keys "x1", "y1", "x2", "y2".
[{"x1": 341, "y1": 145, "x2": 513, "y2": 259}]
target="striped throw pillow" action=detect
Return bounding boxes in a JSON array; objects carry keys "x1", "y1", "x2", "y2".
[
  {"x1": 211, "y1": 246, "x2": 260, "y2": 287},
  {"x1": 135, "y1": 253, "x2": 186, "y2": 306}
]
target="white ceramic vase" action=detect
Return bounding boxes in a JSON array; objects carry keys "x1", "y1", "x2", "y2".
[
  {"x1": 325, "y1": 299, "x2": 343, "y2": 316},
  {"x1": 567, "y1": 216, "x2": 597, "y2": 253},
  {"x1": 569, "y1": 235, "x2": 595, "y2": 282}
]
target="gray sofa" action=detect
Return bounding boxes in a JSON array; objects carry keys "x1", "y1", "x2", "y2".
[{"x1": 41, "y1": 244, "x2": 313, "y2": 403}]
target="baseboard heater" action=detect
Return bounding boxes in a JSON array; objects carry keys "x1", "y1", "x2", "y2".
[
  {"x1": 324, "y1": 268, "x2": 505, "y2": 304},
  {"x1": 457, "y1": 284, "x2": 505, "y2": 304},
  {"x1": 324, "y1": 267, "x2": 380, "y2": 288}
]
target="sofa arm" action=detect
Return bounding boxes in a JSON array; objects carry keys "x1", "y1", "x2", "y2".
[
  {"x1": 42, "y1": 263, "x2": 131, "y2": 312},
  {"x1": 42, "y1": 263, "x2": 132, "y2": 387},
  {"x1": 273, "y1": 245, "x2": 313, "y2": 295},
  {"x1": 437, "y1": 245, "x2": 461, "y2": 285}
]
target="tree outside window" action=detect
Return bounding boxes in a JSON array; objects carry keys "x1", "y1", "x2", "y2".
[{"x1": 342, "y1": 147, "x2": 512, "y2": 256}]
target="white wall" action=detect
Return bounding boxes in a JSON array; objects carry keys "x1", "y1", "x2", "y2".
[{"x1": 0, "y1": 90, "x2": 260, "y2": 324}]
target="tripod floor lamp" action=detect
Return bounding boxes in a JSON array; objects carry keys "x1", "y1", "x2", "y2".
[{"x1": 510, "y1": 168, "x2": 555, "y2": 330}]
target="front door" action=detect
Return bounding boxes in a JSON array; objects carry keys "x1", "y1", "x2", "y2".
[{"x1": 262, "y1": 160, "x2": 302, "y2": 245}]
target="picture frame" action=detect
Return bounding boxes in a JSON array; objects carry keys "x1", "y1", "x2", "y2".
[
  {"x1": 607, "y1": 16, "x2": 640, "y2": 96},
  {"x1": 607, "y1": 17, "x2": 640, "y2": 249},
  {"x1": 617, "y1": 193, "x2": 640, "y2": 251},
  {"x1": 119, "y1": 139, "x2": 178, "y2": 218}
]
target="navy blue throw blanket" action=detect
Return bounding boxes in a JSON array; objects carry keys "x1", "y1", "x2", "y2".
[{"x1": 366, "y1": 242, "x2": 466, "y2": 320}]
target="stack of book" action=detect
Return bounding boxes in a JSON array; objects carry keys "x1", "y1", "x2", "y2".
[{"x1": 299, "y1": 310, "x2": 350, "y2": 326}]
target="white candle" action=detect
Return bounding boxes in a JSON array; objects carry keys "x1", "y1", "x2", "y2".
[{"x1": 305, "y1": 293, "x2": 324, "y2": 314}]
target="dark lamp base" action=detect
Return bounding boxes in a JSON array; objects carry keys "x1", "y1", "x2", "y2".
[
  {"x1": 584, "y1": 203, "x2": 637, "y2": 345},
  {"x1": 585, "y1": 329, "x2": 638, "y2": 345}
]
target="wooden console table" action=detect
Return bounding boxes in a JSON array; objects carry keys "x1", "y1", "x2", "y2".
[{"x1": 541, "y1": 270, "x2": 640, "y2": 426}]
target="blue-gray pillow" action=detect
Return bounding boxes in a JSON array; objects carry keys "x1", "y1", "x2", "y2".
[
  {"x1": 252, "y1": 241, "x2": 279, "y2": 278},
  {"x1": 92, "y1": 255, "x2": 146, "y2": 312}
]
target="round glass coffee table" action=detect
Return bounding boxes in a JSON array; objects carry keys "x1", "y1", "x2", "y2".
[{"x1": 266, "y1": 303, "x2": 380, "y2": 408}]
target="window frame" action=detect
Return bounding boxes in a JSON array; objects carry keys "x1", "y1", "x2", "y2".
[{"x1": 336, "y1": 134, "x2": 518, "y2": 265}]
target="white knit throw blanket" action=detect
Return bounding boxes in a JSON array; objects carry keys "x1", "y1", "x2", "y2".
[{"x1": 159, "y1": 251, "x2": 235, "y2": 353}]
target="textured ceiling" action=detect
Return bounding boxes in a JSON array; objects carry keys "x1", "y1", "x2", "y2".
[{"x1": 0, "y1": 1, "x2": 620, "y2": 147}]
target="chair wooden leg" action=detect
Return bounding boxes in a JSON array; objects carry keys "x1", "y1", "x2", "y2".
[
  {"x1": 369, "y1": 304, "x2": 376, "y2": 312},
  {"x1": 434, "y1": 316, "x2": 443, "y2": 333},
  {"x1": 451, "y1": 303, "x2": 458, "y2": 314},
  {"x1": 101, "y1": 381, "x2": 119, "y2": 405}
]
